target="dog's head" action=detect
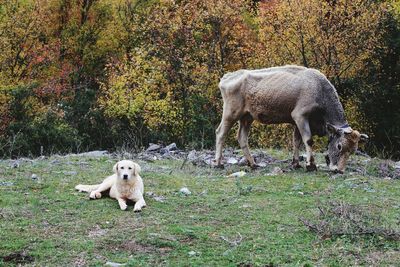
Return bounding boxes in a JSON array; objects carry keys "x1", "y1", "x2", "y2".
[{"x1": 113, "y1": 160, "x2": 141, "y2": 181}]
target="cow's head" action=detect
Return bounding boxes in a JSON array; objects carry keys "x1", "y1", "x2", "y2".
[{"x1": 325, "y1": 124, "x2": 368, "y2": 173}]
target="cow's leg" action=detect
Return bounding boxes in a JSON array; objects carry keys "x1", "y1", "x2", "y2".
[
  {"x1": 237, "y1": 116, "x2": 256, "y2": 168},
  {"x1": 292, "y1": 115, "x2": 317, "y2": 171},
  {"x1": 292, "y1": 126, "x2": 302, "y2": 169},
  {"x1": 214, "y1": 118, "x2": 235, "y2": 167}
]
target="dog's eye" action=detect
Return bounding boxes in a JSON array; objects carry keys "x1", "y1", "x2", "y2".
[
  {"x1": 128, "y1": 167, "x2": 132, "y2": 170},
  {"x1": 121, "y1": 167, "x2": 124, "y2": 169}
]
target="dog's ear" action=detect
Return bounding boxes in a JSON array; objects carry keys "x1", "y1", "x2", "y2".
[
  {"x1": 133, "y1": 162, "x2": 141, "y2": 176},
  {"x1": 113, "y1": 163, "x2": 119, "y2": 173}
]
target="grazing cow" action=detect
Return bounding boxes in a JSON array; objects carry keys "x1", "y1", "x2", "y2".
[{"x1": 214, "y1": 65, "x2": 368, "y2": 173}]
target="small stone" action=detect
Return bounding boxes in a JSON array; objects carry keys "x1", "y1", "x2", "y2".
[
  {"x1": 266, "y1": 167, "x2": 283, "y2": 176},
  {"x1": 153, "y1": 196, "x2": 166, "y2": 202},
  {"x1": 78, "y1": 150, "x2": 109, "y2": 157},
  {"x1": 227, "y1": 157, "x2": 238, "y2": 164},
  {"x1": 105, "y1": 261, "x2": 126, "y2": 267},
  {"x1": 146, "y1": 191, "x2": 167, "y2": 202},
  {"x1": 146, "y1": 191, "x2": 155, "y2": 197},
  {"x1": 31, "y1": 174, "x2": 38, "y2": 180},
  {"x1": 394, "y1": 161, "x2": 400, "y2": 170},
  {"x1": 187, "y1": 150, "x2": 197, "y2": 161},
  {"x1": 146, "y1": 143, "x2": 162, "y2": 152},
  {"x1": 272, "y1": 166, "x2": 283, "y2": 174},
  {"x1": 0, "y1": 181, "x2": 14, "y2": 186},
  {"x1": 238, "y1": 157, "x2": 248, "y2": 166},
  {"x1": 165, "y1": 143, "x2": 177, "y2": 151},
  {"x1": 179, "y1": 187, "x2": 191, "y2": 195},
  {"x1": 159, "y1": 148, "x2": 169, "y2": 155},
  {"x1": 257, "y1": 162, "x2": 267, "y2": 167},
  {"x1": 203, "y1": 158, "x2": 213, "y2": 165},
  {"x1": 188, "y1": 251, "x2": 197, "y2": 256},
  {"x1": 227, "y1": 171, "x2": 246, "y2": 178}
]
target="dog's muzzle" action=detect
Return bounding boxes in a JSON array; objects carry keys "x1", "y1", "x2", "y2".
[{"x1": 123, "y1": 174, "x2": 128, "y2": 180}]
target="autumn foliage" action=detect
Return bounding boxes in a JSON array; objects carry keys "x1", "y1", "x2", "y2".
[{"x1": 0, "y1": 0, "x2": 399, "y2": 157}]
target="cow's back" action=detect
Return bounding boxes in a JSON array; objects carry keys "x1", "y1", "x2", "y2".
[
  {"x1": 219, "y1": 65, "x2": 307, "y2": 94},
  {"x1": 218, "y1": 65, "x2": 339, "y2": 124}
]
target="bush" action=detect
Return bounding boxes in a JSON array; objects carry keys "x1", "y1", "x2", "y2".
[{"x1": 0, "y1": 85, "x2": 82, "y2": 157}]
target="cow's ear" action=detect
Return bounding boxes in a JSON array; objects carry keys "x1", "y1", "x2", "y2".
[
  {"x1": 359, "y1": 133, "x2": 369, "y2": 143},
  {"x1": 326, "y1": 123, "x2": 339, "y2": 135}
]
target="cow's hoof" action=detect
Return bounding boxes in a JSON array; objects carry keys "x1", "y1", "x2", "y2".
[
  {"x1": 212, "y1": 162, "x2": 224, "y2": 169},
  {"x1": 250, "y1": 164, "x2": 260, "y2": 170},
  {"x1": 292, "y1": 163, "x2": 302, "y2": 169},
  {"x1": 332, "y1": 169, "x2": 343, "y2": 174},
  {"x1": 306, "y1": 164, "x2": 317, "y2": 172},
  {"x1": 292, "y1": 160, "x2": 302, "y2": 169},
  {"x1": 211, "y1": 159, "x2": 224, "y2": 169}
]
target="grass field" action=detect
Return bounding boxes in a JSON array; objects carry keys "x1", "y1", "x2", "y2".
[{"x1": 1, "y1": 150, "x2": 399, "y2": 266}]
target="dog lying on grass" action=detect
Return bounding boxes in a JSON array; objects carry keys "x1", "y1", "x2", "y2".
[{"x1": 75, "y1": 160, "x2": 146, "y2": 211}]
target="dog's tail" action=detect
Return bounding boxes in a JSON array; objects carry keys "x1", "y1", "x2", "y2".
[{"x1": 75, "y1": 184, "x2": 100, "y2": 192}]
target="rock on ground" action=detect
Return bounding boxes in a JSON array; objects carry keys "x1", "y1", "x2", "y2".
[
  {"x1": 76, "y1": 151, "x2": 109, "y2": 157},
  {"x1": 146, "y1": 144, "x2": 162, "y2": 152},
  {"x1": 105, "y1": 261, "x2": 126, "y2": 267},
  {"x1": 179, "y1": 187, "x2": 191, "y2": 195}
]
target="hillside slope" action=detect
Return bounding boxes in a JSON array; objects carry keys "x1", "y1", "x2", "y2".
[{"x1": 1, "y1": 149, "x2": 399, "y2": 266}]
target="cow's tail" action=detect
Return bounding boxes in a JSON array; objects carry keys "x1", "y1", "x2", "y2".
[{"x1": 75, "y1": 184, "x2": 100, "y2": 192}]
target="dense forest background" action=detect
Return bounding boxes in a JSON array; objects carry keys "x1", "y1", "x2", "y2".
[{"x1": 0, "y1": 0, "x2": 399, "y2": 158}]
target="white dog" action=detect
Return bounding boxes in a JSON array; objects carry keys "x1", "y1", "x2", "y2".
[{"x1": 75, "y1": 160, "x2": 146, "y2": 211}]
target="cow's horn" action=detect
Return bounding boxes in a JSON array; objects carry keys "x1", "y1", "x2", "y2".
[{"x1": 360, "y1": 134, "x2": 369, "y2": 142}]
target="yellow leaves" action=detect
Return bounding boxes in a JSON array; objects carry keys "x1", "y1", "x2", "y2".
[
  {"x1": 23, "y1": 96, "x2": 49, "y2": 118},
  {"x1": 99, "y1": 48, "x2": 180, "y2": 130},
  {"x1": 257, "y1": 0, "x2": 386, "y2": 81}
]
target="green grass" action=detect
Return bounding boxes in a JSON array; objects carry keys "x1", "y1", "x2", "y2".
[{"x1": 0, "y1": 150, "x2": 399, "y2": 266}]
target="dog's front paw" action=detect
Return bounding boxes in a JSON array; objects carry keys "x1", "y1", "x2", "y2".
[
  {"x1": 133, "y1": 206, "x2": 142, "y2": 212},
  {"x1": 119, "y1": 203, "x2": 128, "y2": 211},
  {"x1": 89, "y1": 191, "x2": 101, "y2": 199}
]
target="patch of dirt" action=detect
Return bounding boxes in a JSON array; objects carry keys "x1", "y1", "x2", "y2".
[
  {"x1": 364, "y1": 250, "x2": 400, "y2": 266},
  {"x1": 1, "y1": 251, "x2": 34, "y2": 264},
  {"x1": 73, "y1": 252, "x2": 87, "y2": 267},
  {"x1": 116, "y1": 240, "x2": 173, "y2": 255},
  {"x1": 179, "y1": 236, "x2": 196, "y2": 244},
  {"x1": 88, "y1": 225, "x2": 109, "y2": 238},
  {"x1": 0, "y1": 208, "x2": 15, "y2": 220}
]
